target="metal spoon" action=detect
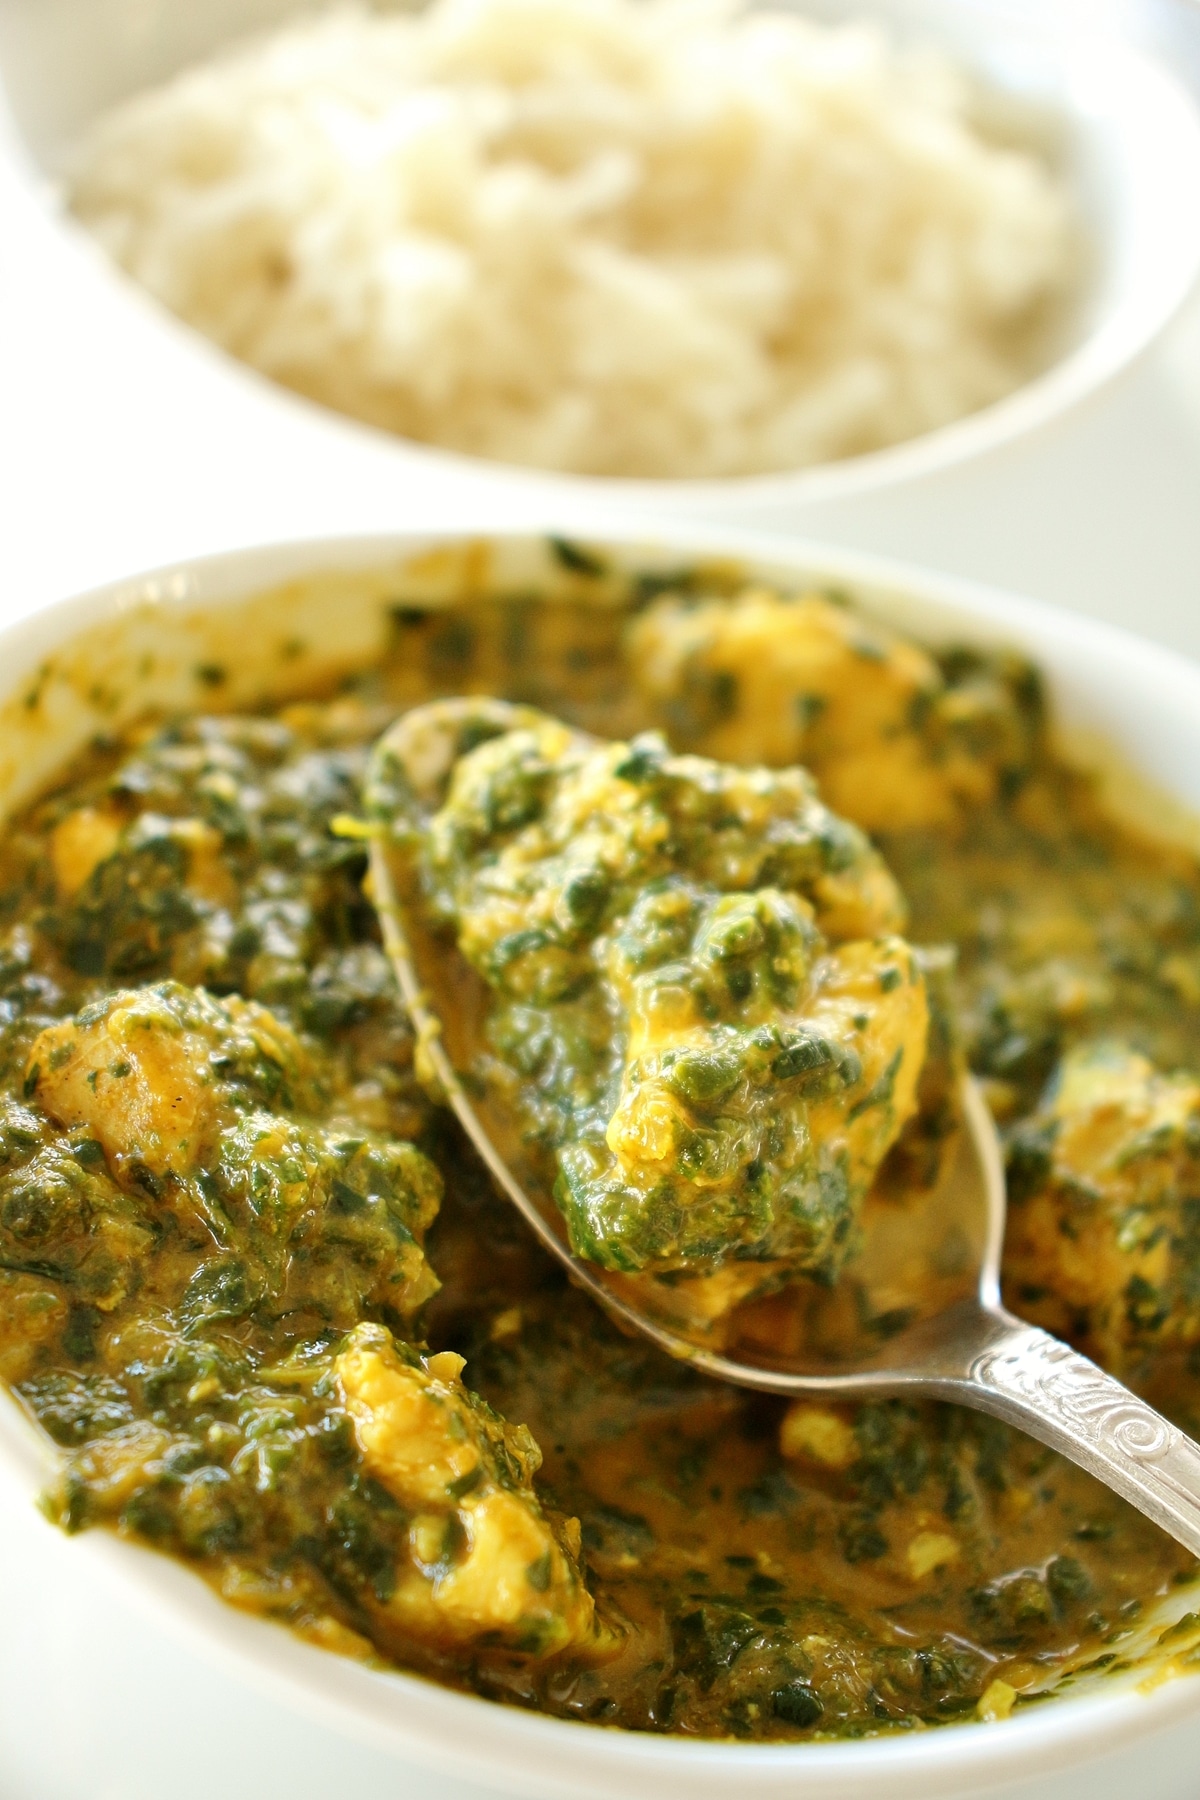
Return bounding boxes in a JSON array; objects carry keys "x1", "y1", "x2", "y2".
[{"x1": 368, "y1": 823, "x2": 1200, "y2": 1565}]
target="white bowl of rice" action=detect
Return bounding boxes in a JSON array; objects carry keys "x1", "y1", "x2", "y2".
[{"x1": 2, "y1": 0, "x2": 1200, "y2": 511}]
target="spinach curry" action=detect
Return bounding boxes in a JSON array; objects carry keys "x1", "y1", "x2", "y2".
[
  {"x1": 1, "y1": 558, "x2": 1199, "y2": 1740},
  {"x1": 368, "y1": 696, "x2": 927, "y2": 1325}
]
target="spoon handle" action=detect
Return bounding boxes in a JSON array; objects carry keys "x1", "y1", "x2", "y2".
[{"x1": 958, "y1": 1308, "x2": 1200, "y2": 1559}]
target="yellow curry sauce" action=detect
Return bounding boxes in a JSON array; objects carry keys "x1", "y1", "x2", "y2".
[{"x1": 0, "y1": 552, "x2": 1198, "y2": 1740}]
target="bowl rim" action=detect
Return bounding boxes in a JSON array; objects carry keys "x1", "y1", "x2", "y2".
[
  {"x1": 3, "y1": 6, "x2": 1200, "y2": 512},
  {"x1": 2, "y1": 521, "x2": 1200, "y2": 1798}
]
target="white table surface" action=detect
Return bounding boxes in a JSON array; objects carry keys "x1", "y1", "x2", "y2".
[{"x1": 3, "y1": 26, "x2": 1200, "y2": 1798}]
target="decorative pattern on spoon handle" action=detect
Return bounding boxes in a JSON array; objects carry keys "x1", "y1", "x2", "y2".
[{"x1": 970, "y1": 1321, "x2": 1200, "y2": 1559}]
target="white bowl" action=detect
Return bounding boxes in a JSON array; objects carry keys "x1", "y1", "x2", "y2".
[
  {"x1": 0, "y1": 0, "x2": 1199, "y2": 523},
  {"x1": 1, "y1": 523, "x2": 1200, "y2": 1800}
]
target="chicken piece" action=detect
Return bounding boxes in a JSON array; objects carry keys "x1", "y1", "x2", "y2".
[
  {"x1": 1002, "y1": 1043, "x2": 1200, "y2": 1369},
  {"x1": 568, "y1": 922, "x2": 928, "y2": 1276},
  {"x1": 370, "y1": 700, "x2": 926, "y2": 1293},
  {"x1": 50, "y1": 806, "x2": 124, "y2": 900},
  {"x1": 28, "y1": 982, "x2": 313, "y2": 1183},
  {"x1": 27, "y1": 982, "x2": 442, "y2": 1328},
  {"x1": 30, "y1": 989, "x2": 219, "y2": 1181},
  {"x1": 780, "y1": 1402, "x2": 857, "y2": 1472},
  {"x1": 629, "y1": 588, "x2": 1039, "y2": 833},
  {"x1": 335, "y1": 1325, "x2": 598, "y2": 1656},
  {"x1": 804, "y1": 938, "x2": 930, "y2": 1199}
]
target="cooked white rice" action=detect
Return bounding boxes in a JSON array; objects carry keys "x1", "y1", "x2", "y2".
[{"x1": 69, "y1": 0, "x2": 1077, "y2": 479}]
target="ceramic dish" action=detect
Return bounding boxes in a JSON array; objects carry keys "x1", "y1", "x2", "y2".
[
  {"x1": 1, "y1": 0, "x2": 1199, "y2": 522},
  {"x1": 1, "y1": 524, "x2": 1200, "y2": 1800}
]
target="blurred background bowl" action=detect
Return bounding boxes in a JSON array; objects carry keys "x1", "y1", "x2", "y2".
[
  {"x1": 4, "y1": 1, "x2": 1200, "y2": 656},
  {"x1": 1, "y1": 0, "x2": 1198, "y2": 519}
]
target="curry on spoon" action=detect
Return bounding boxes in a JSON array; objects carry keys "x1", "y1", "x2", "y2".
[{"x1": 367, "y1": 697, "x2": 1200, "y2": 1560}]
